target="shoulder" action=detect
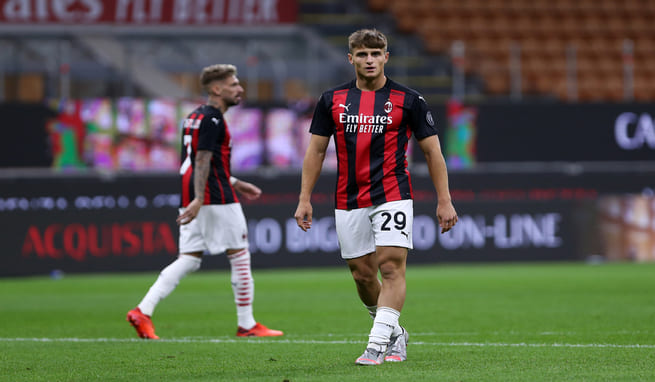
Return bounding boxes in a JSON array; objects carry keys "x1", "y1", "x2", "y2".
[
  {"x1": 387, "y1": 79, "x2": 425, "y2": 105},
  {"x1": 199, "y1": 105, "x2": 223, "y2": 118},
  {"x1": 197, "y1": 105, "x2": 224, "y2": 124},
  {"x1": 319, "y1": 80, "x2": 356, "y2": 101},
  {"x1": 327, "y1": 80, "x2": 356, "y2": 93}
]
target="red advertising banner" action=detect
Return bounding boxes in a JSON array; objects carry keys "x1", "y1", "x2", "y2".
[{"x1": 0, "y1": 0, "x2": 298, "y2": 25}]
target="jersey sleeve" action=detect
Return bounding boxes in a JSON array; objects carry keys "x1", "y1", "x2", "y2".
[
  {"x1": 309, "y1": 93, "x2": 334, "y2": 137},
  {"x1": 197, "y1": 114, "x2": 223, "y2": 151},
  {"x1": 410, "y1": 95, "x2": 439, "y2": 140}
]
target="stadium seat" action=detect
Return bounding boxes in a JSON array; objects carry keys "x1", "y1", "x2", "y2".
[
  {"x1": 367, "y1": 0, "x2": 389, "y2": 13},
  {"x1": 381, "y1": 0, "x2": 655, "y2": 101}
]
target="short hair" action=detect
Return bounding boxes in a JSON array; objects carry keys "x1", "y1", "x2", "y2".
[
  {"x1": 200, "y1": 64, "x2": 237, "y2": 90},
  {"x1": 348, "y1": 29, "x2": 388, "y2": 53}
]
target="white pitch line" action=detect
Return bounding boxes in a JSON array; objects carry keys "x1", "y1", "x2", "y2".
[
  {"x1": 311, "y1": 331, "x2": 655, "y2": 337},
  {"x1": 410, "y1": 331, "x2": 655, "y2": 336},
  {"x1": 1, "y1": 338, "x2": 654, "y2": 349}
]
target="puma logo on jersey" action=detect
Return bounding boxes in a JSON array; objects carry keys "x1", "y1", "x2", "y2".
[
  {"x1": 339, "y1": 103, "x2": 351, "y2": 112},
  {"x1": 211, "y1": 117, "x2": 220, "y2": 125},
  {"x1": 401, "y1": 231, "x2": 408, "y2": 238}
]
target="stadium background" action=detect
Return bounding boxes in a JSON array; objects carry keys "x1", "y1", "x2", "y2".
[{"x1": 1, "y1": 0, "x2": 654, "y2": 276}]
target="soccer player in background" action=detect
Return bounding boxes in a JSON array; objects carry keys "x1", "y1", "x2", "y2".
[
  {"x1": 127, "y1": 64, "x2": 283, "y2": 339},
  {"x1": 294, "y1": 29, "x2": 458, "y2": 365}
]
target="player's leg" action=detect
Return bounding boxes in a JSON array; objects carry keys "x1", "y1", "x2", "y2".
[
  {"x1": 336, "y1": 207, "x2": 381, "y2": 317},
  {"x1": 348, "y1": 252, "x2": 392, "y2": 366},
  {"x1": 226, "y1": 247, "x2": 255, "y2": 330},
  {"x1": 127, "y1": 252, "x2": 202, "y2": 339},
  {"x1": 374, "y1": 245, "x2": 409, "y2": 362},
  {"x1": 356, "y1": 246, "x2": 406, "y2": 363},
  {"x1": 137, "y1": 253, "x2": 203, "y2": 317},
  {"x1": 375, "y1": 245, "x2": 407, "y2": 311},
  {"x1": 336, "y1": 206, "x2": 389, "y2": 364},
  {"x1": 226, "y1": 247, "x2": 283, "y2": 337},
  {"x1": 127, "y1": 207, "x2": 206, "y2": 339},
  {"x1": 207, "y1": 204, "x2": 283, "y2": 337},
  {"x1": 358, "y1": 200, "x2": 413, "y2": 364},
  {"x1": 346, "y1": 252, "x2": 381, "y2": 307}
]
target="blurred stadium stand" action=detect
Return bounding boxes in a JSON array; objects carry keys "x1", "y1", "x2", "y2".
[
  {"x1": 2, "y1": 0, "x2": 653, "y2": 103},
  {"x1": 297, "y1": 0, "x2": 469, "y2": 104},
  {"x1": 0, "y1": 0, "x2": 476, "y2": 105},
  {"x1": 367, "y1": 0, "x2": 655, "y2": 102},
  {"x1": 0, "y1": 27, "x2": 347, "y2": 102},
  {"x1": 0, "y1": 0, "x2": 354, "y2": 102}
]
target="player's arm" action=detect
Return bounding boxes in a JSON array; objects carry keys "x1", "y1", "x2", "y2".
[
  {"x1": 294, "y1": 134, "x2": 330, "y2": 231},
  {"x1": 417, "y1": 135, "x2": 458, "y2": 233},
  {"x1": 177, "y1": 150, "x2": 211, "y2": 225},
  {"x1": 231, "y1": 176, "x2": 262, "y2": 200}
]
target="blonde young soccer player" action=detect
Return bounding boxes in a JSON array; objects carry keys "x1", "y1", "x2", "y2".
[{"x1": 294, "y1": 29, "x2": 457, "y2": 365}]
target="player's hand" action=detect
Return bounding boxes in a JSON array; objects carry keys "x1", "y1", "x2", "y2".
[
  {"x1": 294, "y1": 201, "x2": 313, "y2": 232},
  {"x1": 177, "y1": 198, "x2": 202, "y2": 225},
  {"x1": 234, "y1": 180, "x2": 262, "y2": 200},
  {"x1": 437, "y1": 202, "x2": 458, "y2": 233}
]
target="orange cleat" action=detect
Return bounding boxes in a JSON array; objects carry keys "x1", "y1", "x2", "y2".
[
  {"x1": 236, "y1": 322, "x2": 284, "y2": 337},
  {"x1": 126, "y1": 307, "x2": 160, "y2": 340}
]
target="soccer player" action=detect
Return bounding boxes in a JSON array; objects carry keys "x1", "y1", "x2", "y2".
[
  {"x1": 294, "y1": 29, "x2": 458, "y2": 365},
  {"x1": 127, "y1": 64, "x2": 283, "y2": 339}
]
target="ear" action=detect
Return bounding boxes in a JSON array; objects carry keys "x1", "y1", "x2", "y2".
[
  {"x1": 347, "y1": 53, "x2": 354, "y2": 65},
  {"x1": 210, "y1": 82, "x2": 221, "y2": 97}
]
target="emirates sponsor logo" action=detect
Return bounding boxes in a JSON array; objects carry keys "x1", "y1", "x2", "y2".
[{"x1": 339, "y1": 113, "x2": 392, "y2": 134}]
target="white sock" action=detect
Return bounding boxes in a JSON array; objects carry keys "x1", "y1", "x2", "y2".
[
  {"x1": 367, "y1": 307, "x2": 400, "y2": 352},
  {"x1": 365, "y1": 304, "x2": 377, "y2": 320},
  {"x1": 228, "y1": 249, "x2": 256, "y2": 329},
  {"x1": 138, "y1": 254, "x2": 201, "y2": 316},
  {"x1": 366, "y1": 305, "x2": 402, "y2": 336},
  {"x1": 391, "y1": 323, "x2": 403, "y2": 337}
]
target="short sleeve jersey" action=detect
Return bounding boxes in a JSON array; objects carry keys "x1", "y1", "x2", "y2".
[
  {"x1": 179, "y1": 104, "x2": 238, "y2": 207},
  {"x1": 310, "y1": 78, "x2": 438, "y2": 210}
]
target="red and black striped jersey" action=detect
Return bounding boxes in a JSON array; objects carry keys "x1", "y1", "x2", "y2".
[
  {"x1": 179, "y1": 104, "x2": 238, "y2": 207},
  {"x1": 310, "y1": 78, "x2": 438, "y2": 210}
]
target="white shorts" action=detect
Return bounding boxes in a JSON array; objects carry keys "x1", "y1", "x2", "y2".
[
  {"x1": 334, "y1": 199, "x2": 413, "y2": 259},
  {"x1": 178, "y1": 203, "x2": 249, "y2": 255}
]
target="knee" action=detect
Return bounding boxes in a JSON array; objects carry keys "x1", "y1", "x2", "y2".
[
  {"x1": 378, "y1": 260, "x2": 404, "y2": 280},
  {"x1": 161, "y1": 254, "x2": 201, "y2": 279},
  {"x1": 351, "y1": 268, "x2": 379, "y2": 286}
]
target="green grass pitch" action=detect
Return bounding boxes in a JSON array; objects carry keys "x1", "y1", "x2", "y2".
[{"x1": 1, "y1": 262, "x2": 655, "y2": 381}]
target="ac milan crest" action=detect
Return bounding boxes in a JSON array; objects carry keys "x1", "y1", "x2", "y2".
[{"x1": 384, "y1": 100, "x2": 393, "y2": 114}]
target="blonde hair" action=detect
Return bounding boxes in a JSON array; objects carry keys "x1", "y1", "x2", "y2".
[
  {"x1": 200, "y1": 64, "x2": 237, "y2": 91},
  {"x1": 348, "y1": 29, "x2": 388, "y2": 53}
]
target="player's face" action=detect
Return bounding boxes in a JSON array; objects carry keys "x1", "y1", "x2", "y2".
[
  {"x1": 217, "y1": 75, "x2": 244, "y2": 107},
  {"x1": 348, "y1": 47, "x2": 388, "y2": 80}
]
